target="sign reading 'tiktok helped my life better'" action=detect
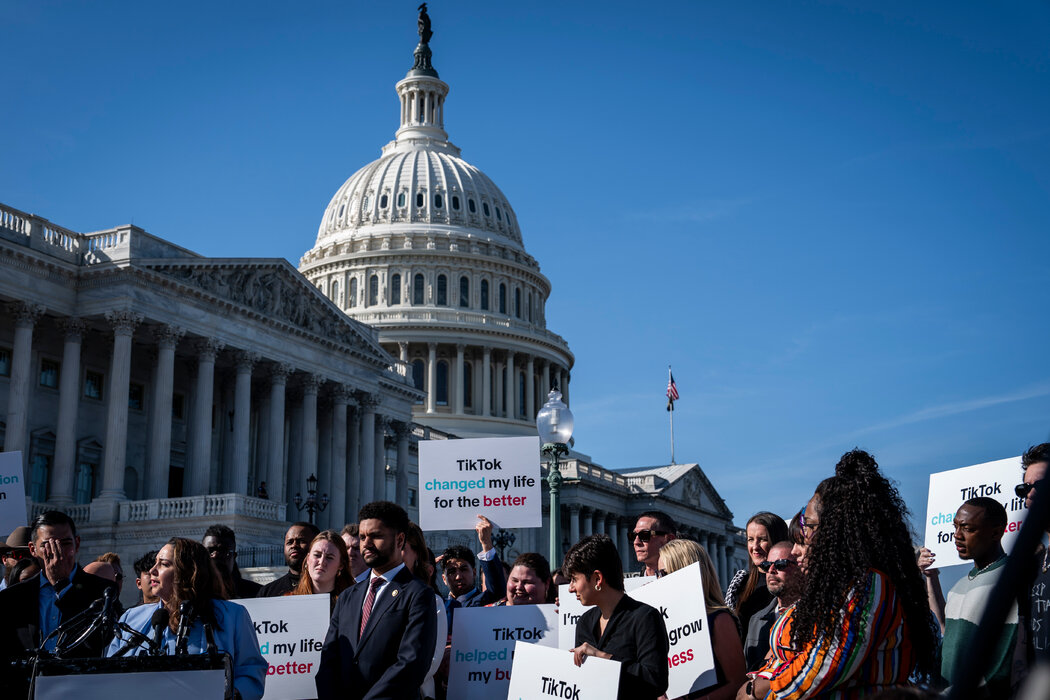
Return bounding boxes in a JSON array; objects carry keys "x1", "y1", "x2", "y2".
[{"x1": 418, "y1": 436, "x2": 540, "y2": 530}]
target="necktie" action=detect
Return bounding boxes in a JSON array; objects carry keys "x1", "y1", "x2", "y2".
[{"x1": 360, "y1": 576, "x2": 385, "y2": 639}]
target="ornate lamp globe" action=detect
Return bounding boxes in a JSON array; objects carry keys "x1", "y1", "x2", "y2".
[{"x1": 536, "y1": 389, "x2": 573, "y2": 447}]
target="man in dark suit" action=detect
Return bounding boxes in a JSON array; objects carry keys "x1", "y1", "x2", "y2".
[
  {"x1": 0, "y1": 511, "x2": 115, "y2": 692},
  {"x1": 743, "y1": 541, "x2": 802, "y2": 670},
  {"x1": 316, "y1": 501, "x2": 437, "y2": 700}
]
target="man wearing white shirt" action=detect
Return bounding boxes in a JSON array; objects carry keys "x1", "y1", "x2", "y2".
[{"x1": 316, "y1": 501, "x2": 437, "y2": 700}]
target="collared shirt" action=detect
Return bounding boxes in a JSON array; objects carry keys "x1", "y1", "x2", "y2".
[
  {"x1": 365, "y1": 562, "x2": 406, "y2": 613},
  {"x1": 39, "y1": 567, "x2": 75, "y2": 651}
]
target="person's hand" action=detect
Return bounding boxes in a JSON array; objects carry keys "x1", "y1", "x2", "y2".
[
  {"x1": 918, "y1": 547, "x2": 938, "y2": 577},
  {"x1": 476, "y1": 515, "x2": 494, "y2": 553},
  {"x1": 40, "y1": 537, "x2": 75, "y2": 585},
  {"x1": 570, "y1": 642, "x2": 611, "y2": 666}
]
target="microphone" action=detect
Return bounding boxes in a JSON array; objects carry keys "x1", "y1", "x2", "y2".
[
  {"x1": 150, "y1": 607, "x2": 170, "y2": 656},
  {"x1": 174, "y1": 601, "x2": 195, "y2": 656},
  {"x1": 204, "y1": 622, "x2": 218, "y2": 658}
]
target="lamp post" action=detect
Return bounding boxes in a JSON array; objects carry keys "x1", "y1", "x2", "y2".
[
  {"x1": 536, "y1": 389, "x2": 573, "y2": 569},
  {"x1": 294, "y1": 473, "x2": 329, "y2": 526},
  {"x1": 492, "y1": 528, "x2": 516, "y2": 561}
]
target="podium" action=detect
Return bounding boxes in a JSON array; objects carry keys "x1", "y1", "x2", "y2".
[{"x1": 21, "y1": 654, "x2": 232, "y2": 700}]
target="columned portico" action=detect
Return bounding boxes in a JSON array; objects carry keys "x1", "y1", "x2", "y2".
[
  {"x1": 395, "y1": 421, "x2": 411, "y2": 506},
  {"x1": 147, "y1": 325, "x2": 185, "y2": 499},
  {"x1": 329, "y1": 384, "x2": 350, "y2": 528},
  {"x1": 373, "y1": 416, "x2": 388, "y2": 502},
  {"x1": 358, "y1": 392, "x2": 378, "y2": 503},
  {"x1": 267, "y1": 363, "x2": 291, "y2": 503},
  {"x1": 230, "y1": 350, "x2": 258, "y2": 496},
  {"x1": 188, "y1": 338, "x2": 224, "y2": 496},
  {"x1": 50, "y1": 318, "x2": 86, "y2": 505},
  {"x1": 5, "y1": 302, "x2": 45, "y2": 473},
  {"x1": 99, "y1": 310, "x2": 143, "y2": 500}
]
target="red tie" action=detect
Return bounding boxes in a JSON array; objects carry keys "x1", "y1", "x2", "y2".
[{"x1": 359, "y1": 576, "x2": 385, "y2": 639}]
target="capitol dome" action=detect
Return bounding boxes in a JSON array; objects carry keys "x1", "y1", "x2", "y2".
[{"x1": 300, "y1": 22, "x2": 573, "y2": 439}]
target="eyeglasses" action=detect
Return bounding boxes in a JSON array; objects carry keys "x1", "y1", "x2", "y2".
[
  {"x1": 758, "y1": 559, "x2": 796, "y2": 574},
  {"x1": 632, "y1": 529, "x2": 670, "y2": 543},
  {"x1": 1016, "y1": 482, "x2": 1035, "y2": 499}
]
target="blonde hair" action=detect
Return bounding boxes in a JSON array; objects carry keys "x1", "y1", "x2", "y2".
[{"x1": 659, "y1": 539, "x2": 730, "y2": 614}]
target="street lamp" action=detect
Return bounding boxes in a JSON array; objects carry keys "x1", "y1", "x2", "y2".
[
  {"x1": 492, "y1": 528, "x2": 516, "y2": 561},
  {"x1": 293, "y1": 473, "x2": 329, "y2": 526},
  {"x1": 536, "y1": 388, "x2": 573, "y2": 569}
]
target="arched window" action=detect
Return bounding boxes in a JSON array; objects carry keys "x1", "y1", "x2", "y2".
[
  {"x1": 331, "y1": 279, "x2": 341, "y2": 306},
  {"x1": 464, "y1": 361, "x2": 473, "y2": 408},
  {"x1": 499, "y1": 283, "x2": 507, "y2": 314},
  {"x1": 411, "y1": 360, "x2": 425, "y2": 396},
  {"x1": 437, "y1": 275, "x2": 448, "y2": 306},
  {"x1": 436, "y1": 360, "x2": 449, "y2": 405},
  {"x1": 391, "y1": 273, "x2": 401, "y2": 305},
  {"x1": 413, "y1": 274, "x2": 425, "y2": 304},
  {"x1": 398, "y1": 192, "x2": 406, "y2": 208},
  {"x1": 434, "y1": 194, "x2": 443, "y2": 209},
  {"x1": 496, "y1": 206, "x2": 502, "y2": 221},
  {"x1": 369, "y1": 275, "x2": 379, "y2": 306},
  {"x1": 452, "y1": 195, "x2": 460, "y2": 211},
  {"x1": 380, "y1": 194, "x2": 389, "y2": 208},
  {"x1": 416, "y1": 192, "x2": 424, "y2": 207},
  {"x1": 349, "y1": 278, "x2": 358, "y2": 308},
  {"x1": 480, "y1": 279, "x2": 490, "y2": 310},
  {"x1": 468, "y1": 198, "x2": 476, "y2": 213},
  {"x1": 483, "y1": 202, "x2": 491, "y2": 217},
  {"x1": 459, "y1": 276, "x2": 470, "y2": 308},
  {"x1": 515, "y1": 288, "x2": 522, "y2": 318}
]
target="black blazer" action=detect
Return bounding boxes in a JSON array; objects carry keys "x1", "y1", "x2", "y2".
[
  {"x1": 744, "y1": 597, "x2": 778, "y2": 671},
  {"x1": 315, "y1": 566, "x2": 437, "y2": 700},
  {"x1": 575, "y1": 594, "x2": 669, "y2": 700}
]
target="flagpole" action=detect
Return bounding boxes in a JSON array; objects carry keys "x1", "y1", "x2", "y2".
[{"x1": 668, "y1": 365, "x2": 676, "y2": 465}]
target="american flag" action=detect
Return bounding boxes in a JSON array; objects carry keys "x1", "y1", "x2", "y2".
[{"x1": 666, "y1": 370, "x2": 679, "y2": 411}]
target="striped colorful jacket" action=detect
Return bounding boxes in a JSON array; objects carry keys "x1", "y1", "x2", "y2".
[{"x1": 762, "y1": 569, "x2": 915, "y2": 699}]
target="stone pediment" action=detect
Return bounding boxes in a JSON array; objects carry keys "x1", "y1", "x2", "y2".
[
  {"x1": 141, "y1": 259, "x2": 391, "y2": 366},
  {"x1": 623, "y1": 463, "x2": 734, "y2": 520}
]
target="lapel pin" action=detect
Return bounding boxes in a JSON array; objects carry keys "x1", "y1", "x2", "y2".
[{"x1": 391, "y1": 589, "x2": 399, "y2": 598}]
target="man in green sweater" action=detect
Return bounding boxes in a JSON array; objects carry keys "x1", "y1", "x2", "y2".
[{"x1": 941, "y1": 496, "x2": 1016, "y2": 696}]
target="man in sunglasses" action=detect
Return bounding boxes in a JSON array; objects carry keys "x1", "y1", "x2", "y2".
[
  {"x1": 632, "y1": 511, "x2": 677, "y2": 576},
  {"x1": 0, "y1": 526, "x2": 32, "y2": 592},
  {"x1": 744, "y1": 542, "x2": 802, "y2": 671},
  {"x1": 1017, "y1": 443, "x2": 1050, "y2": 670}
]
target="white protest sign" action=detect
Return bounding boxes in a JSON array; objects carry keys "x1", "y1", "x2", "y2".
[
  {"x1": 235, "y1": 593, "x2": 329, "y2": 700},
  {"x1": 925, "y1": 456, "x2": 1025, "y2": 568},
  {"x1": 629, "y1": 563, "x2": 716, "y2": 698},
  {"x1": 447, "y1": 604, "x2": 558, "y2": 700},
  {"x1": 557, "y1": 576, "x2": 655, "y2": 650},
  {"x1": 507, "y1": 640, "x2": 620, "y2": 700},
  {"x1": 418, "y1": 436, "x2": 541, "y2": 530},
  {"x1": 0, "y1": 451, "x2": 27, "y2": 538}
]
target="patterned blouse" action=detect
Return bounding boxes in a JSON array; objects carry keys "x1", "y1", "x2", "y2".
[{"x1": 760, "y1": 569, "x2": 915, "y2": 699}]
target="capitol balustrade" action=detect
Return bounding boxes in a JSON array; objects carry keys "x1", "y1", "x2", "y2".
[
  {"x1": 353, "y1": 308, "x2": 570, "y2": 347},
  {"x1": 31, "y1": 493, "x2": 286, "y2": 525},
  {"x1": 0, "y1": 201, "x2": 141, "y2": 265}
]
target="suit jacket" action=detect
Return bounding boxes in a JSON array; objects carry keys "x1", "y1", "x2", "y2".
[
  {"x1": 744, "y1": 596, "x2": 779, "y2": 671},
  {"x1": 316, "y1": 566, "x2": 437, "y2": 700}
]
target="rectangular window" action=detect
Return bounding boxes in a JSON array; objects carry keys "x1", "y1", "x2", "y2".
[
  {"x1": 84, "y1": 370, "x2": 104, "y2": 400},
  {"x1": 408, "y1": 488, "x2": 418, "y2": 507},
  {"x1": 172, "y1": 392, "x2": 185, "y2": 420},
  {"x1": 129, "y1": 383, "x2": 145, "y2": 411},
  {"x1": 39, "y1": 358, "x2": 60, "y2": 388},
  {"x1": 0, "y1": 347, "x2": 11, "y2": 377}
]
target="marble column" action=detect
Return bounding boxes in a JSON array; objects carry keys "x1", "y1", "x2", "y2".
[
  {"x1": 99, "y1": 310, "x2": 143, "y2": 498},
  {"x1": 717, "y1": 536, "x2": 728, "y2": 590},
  {"x1": 145, "y1": 326, "x2": 184, "y2": 499},
  {"x1": 541, "y1": 360, "x2": 550, "y2": 395},
  {"x1": 607, "y1": 515, "x2": 619, "y2": 551},
  {"x1": 595, "y1": 511, "x2": 606, "y2": 536},
  {"x1": 525, "y1": 355, "x2": 535, "y2": 419},
  {"x1": 504, "y1": 350, "x2": 516, "y2": 418},
  {"x1": 495, "y1": 357, "x2": 504, "y2": 417},
  {"x1": 230, "y1": 351, "x2": 258, "y2": 496},
  {"x1": 454, "y1": 344, "x2": 465, "y2": 414},
  {"x1": 329, "y1": 385, "x2": 350, "y2": 528},
  {"x1": 358, "y1": 393, "x2": 378, "y2": 506},
  {"x1": 426, "y1": 343, "x2": 436, "y2": 414},
  {"x1": 187, "y1": 338, "x2": 224, "y2": 496},
  {"x1": 568, "y1": 504, "x2": 581, "y2": 547},
  {"x1": 374, "y1": 417, "x2": 388, "y2": 502},
  {"x1": 49, "y1": 318, "x2": 87, "y2": 505},
  {"x1": 481, "y1": 346, "x2": 492, "y2": 417},
  {"x1": 581, "y1": 508, "x2": 593, "y2": 538},
  {"x1": 267, "y1": 364, "x2": 292, "y2": 503},
  {"x1": 4, "y1": 302, "x2": 45, "y2": 473},
  {"x1": 618, "y1": 519, "x2": 630, "y2": 569},
  {"x1": 347, "y1": 405, "x2": 361, "y2": 521},
  {"x1": 395, "y1": 421, "x2": 411, "y2": 507},
  {"x1": 300, "y1": 373, "x2": 323, "y2": 488}
]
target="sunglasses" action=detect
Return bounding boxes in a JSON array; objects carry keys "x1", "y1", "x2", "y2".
[
  {"x1": 1016, "y1": 482, "x2": 1035, "y2": 499},
  {"x1": 632, "y1": 529, "x2": 670, "y2": 543},
  {"x1": 758, "y1": 558, "x2": 796, "y2": 573}
]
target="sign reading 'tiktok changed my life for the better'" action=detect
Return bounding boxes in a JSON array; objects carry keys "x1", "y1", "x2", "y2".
[{"x1": 418, "y1": 436, "x2": 541, "y2": 530}]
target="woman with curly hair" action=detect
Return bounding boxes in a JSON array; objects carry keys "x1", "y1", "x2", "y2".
[
  {"x1": 725, "y1": 511, "x2": 789, "y2": 638},
  {"x1": 107, "y1": 537, "x2": 267, "y2": 700},
  {"x1": 287, "y1": 530, "x2": 353, "y2": 610},
  {"x1": 740, "y1": 450, "x2": 938, "y2": 699}
]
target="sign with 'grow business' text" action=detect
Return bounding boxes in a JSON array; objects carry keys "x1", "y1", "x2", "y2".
[{"x1": 418, "y1": 436, "x2": 541, "y2": 530}]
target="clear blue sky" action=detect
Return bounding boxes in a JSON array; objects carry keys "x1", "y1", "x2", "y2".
[{"x1": 4, "y1": 1, "x2": 1049, "y2": 557}]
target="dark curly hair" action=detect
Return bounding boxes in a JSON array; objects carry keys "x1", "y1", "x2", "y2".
[
  {"x1": 790, "y1": 450, "x2": 937, "y2": 679},
  {"x1": 563, "y1": 534, "x2": 624, "y2": 592},
  {"x1": 1022, "y1": 443, "x2": 1050, "y2": 469}
]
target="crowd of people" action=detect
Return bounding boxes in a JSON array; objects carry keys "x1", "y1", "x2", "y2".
[{"x1": 0, "y1": 442, "x2": 1048, "y2": 699}]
